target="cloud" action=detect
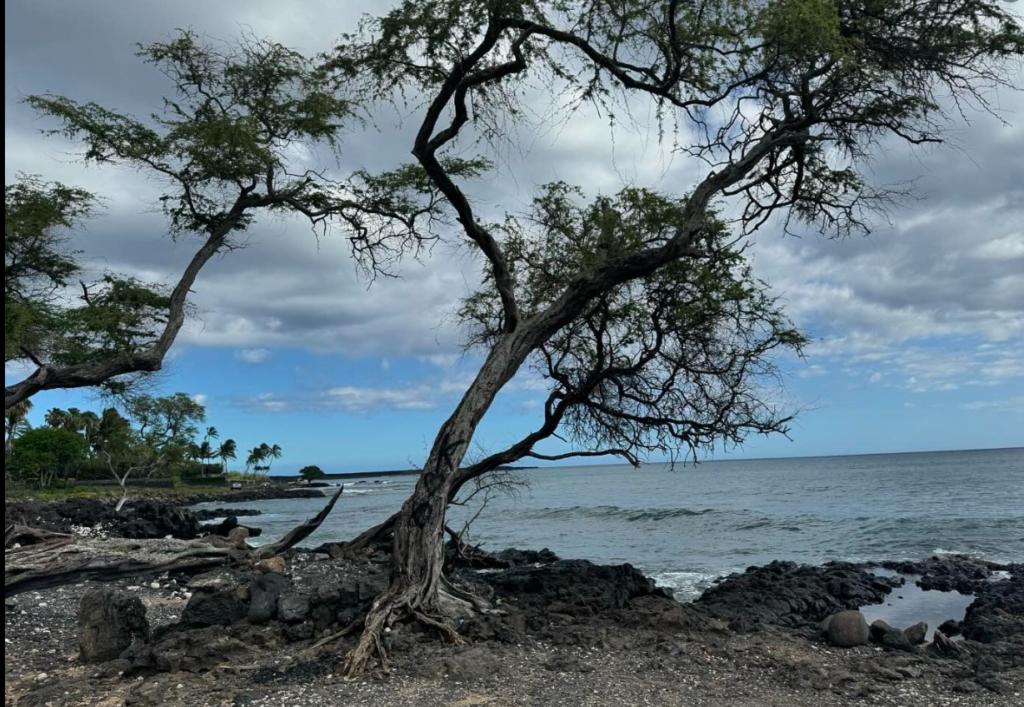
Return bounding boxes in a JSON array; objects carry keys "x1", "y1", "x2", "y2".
[
  {"x1": 799, "y1": 365, "x2": 828, "y2": 379},
  {"x1": 829, "y1": 341, "x2": 1024, "y2": 394},
  {"x1": 962, "y1": 397, "x2": 1024, "y2": 414},
  {"x1": 192, "y1": 394, "x2": 209, "y2": 406},
  {"x1": 236, "y1": 349, "x2": 272, "y2": 365}
]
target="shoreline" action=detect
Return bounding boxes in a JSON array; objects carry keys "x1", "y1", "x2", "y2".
[{"x1": 5, "y1": 496, "x2": 1022, "y2": 706}]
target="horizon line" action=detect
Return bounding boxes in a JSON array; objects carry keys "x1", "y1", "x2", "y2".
[{"x1": 272, "y1": 445, "x2": 1022, "y2": 478}]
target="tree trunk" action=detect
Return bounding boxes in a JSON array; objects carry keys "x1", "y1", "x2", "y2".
[{"x1": 343, "y1": 338, "x2": 522, "y2": 675}]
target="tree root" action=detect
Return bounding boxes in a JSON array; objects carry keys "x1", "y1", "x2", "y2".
[{"x1": 340, "y1": 584, "x2": 479, "y2": 678}]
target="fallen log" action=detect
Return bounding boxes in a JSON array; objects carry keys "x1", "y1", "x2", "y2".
[
  {"x1": 258, "y1": 486, "x2": 343, "y2": 559},
  {"x1": 5, "y1": 488, "x2": 344, "y2": 598}
]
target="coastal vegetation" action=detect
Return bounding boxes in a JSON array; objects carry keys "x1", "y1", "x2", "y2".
[{"x1": 3, "y1": 392, "x2": 284, "y2": 502}]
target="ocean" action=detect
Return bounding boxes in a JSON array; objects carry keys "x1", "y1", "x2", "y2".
[{"x1": 194, "y1": 447, "x2": 1024, "y2": 600}]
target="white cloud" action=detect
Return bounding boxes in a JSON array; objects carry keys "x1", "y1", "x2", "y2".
[
  {"x1": 236, "y1": 349, "x2": 272, "y2": 365},
  {"x1": 962, "y1": 397, "x2": 1024, "y2": 414},
  {"x1": 192, "y1": 394, "x2": 209, "y2": 406},
  {"x1": 799, "y1": 365, "x2": 828, "y2": 379}
]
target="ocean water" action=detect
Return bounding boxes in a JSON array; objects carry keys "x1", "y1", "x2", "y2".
[{"x1": 194, "y1": 448, "x2": 1024, "y2": 600}]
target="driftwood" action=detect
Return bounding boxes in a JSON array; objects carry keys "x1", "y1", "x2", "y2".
[
  {"x1": 5, "y1": 488, "x2": 344, "y2": 599},
  {"x1": 257, "y1": 486, "x2": 343, "y2": 560}
]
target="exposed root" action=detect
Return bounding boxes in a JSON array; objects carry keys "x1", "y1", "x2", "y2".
[
  {"x1": 413, "y1": 611, "x2": 466, "y2": 645},
  {"x1": 341, "y1": 583, "x2": 480, "y2": 677}
]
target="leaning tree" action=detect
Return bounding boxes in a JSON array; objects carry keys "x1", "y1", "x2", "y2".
[
  {"x1": 5, "y1": 30, "x2": 479, "y2": 411},
  {"x1": 328, "y1": 0, "x2": 1023, "y2": 674}
]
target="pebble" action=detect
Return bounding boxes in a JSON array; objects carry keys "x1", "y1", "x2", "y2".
[{"x1": 150, "y1": 582, "x2": 161, "y2": 590}]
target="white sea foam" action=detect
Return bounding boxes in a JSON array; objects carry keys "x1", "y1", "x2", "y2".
[{"x1": 649, "y1": 571, "x2": 724, "y2": 601}]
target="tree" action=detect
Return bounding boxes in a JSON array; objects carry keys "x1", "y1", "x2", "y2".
[
  {"x1": 6, "y1": 29, "x2": 470, "y2": 411},
  {"x1": 218, "y1": 439, "x2": 238, "y2": 475},
  {"x1": 245, "y1": 446, "x2": 267, "y2": 482},
  {"x1": 5, "y1": 400, "x2": 33, "y2": 459},
  {"x1": 261, "y1": 444, "x2": 283, "y2": 477},
  {"x1": 5, "y1": 176, "x2": 95, "y2": 361},
  {"x1": 10, "y1": 427, "x2": 89, "y2": 488},
  {"x1": 331, "y1": 0, "x2": 1024, "y2": 674},
  {"x1": 300, "y1": 465, "x2": 327, "y2": 484}
]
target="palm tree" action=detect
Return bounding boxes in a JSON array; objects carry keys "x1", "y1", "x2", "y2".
[
  {"x1": 245, "y1": 447, "x2": 266, "y2": 483},
  {"x1": 5, "y1": 400, "x2": 33, "y2": 456},
  {"x1": 218, "y1": 439, "x2": 238, "y2": 475},
  {"x1": 262, "y1": 442, "x2": 282, "y2": 475}
]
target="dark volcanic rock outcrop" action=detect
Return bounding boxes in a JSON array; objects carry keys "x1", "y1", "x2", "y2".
[
  {"x1": 6, "y1": 499, "x2": 202, "y2": 540},
  {"x1": 695, "y1": 561, "x2": 902, "y2": 632}
]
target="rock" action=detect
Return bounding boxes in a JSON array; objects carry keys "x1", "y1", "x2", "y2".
[
  {"x1": 5, "y1": 598, "x2": 17, "y2": 611},
  {"x1": 124, "y1": 626, "x2": 248, "y2": 676},
  {"x1": 255, "y1": 556, "x2": 287, "y2": 575},
  {"x1": 879, "y1": 556, "x2": 993, "y2": 594},
  {"x1": 440, "y1": 646, "x2": 509, "y2": 682},
  {"x1": 284, "y1": 622, "x2": 315, "y2": 642},
  {"x1": 78, "y1": 590, "x2": 151, "y2": 664},
  {"x1": 826, "y1": 611, "x2": 870, "y2": 648},
  {"x1": 5, "y1": 498, "x2": 202, "y2": 540},
  {"x1": 476, "y1": 560, "x2": 666, "y2": 614},
  {"x1": 205, "y1": 516, "x2": 263, "y2": 539},
  {"x1": 938, "y1": 619, "x2": 963, "y2": 637},
  {"x1": 248, "y1": 574, "x2": 288, "y2": 624},
  {"x1": 194, "y1": 508, "x2": 263, "y2": 522},
  {"x1": 962, "y1": 574, "x2": 1023, "y2": 644},
  {"x1": 904, "y1": 622, "x2": 928, "y2": 645},
  {"x1": 928, "y1": 630, "x2": 968, "y2": 659},
  {"x1": 695, "y1": 561, "x2": 901, "y2": 632},
  {"x1": 227, "y1": 527, "x2": 251, "y2": 546},
  {"x1": 870, "y1": 620, "x2": 917, "y2": 653},
  {"x1": 180, "y1": 589, "x2": 248, "y2": 628},
  {"x1": 279, "y1": 595, "x2": 311, "y2": 624}
]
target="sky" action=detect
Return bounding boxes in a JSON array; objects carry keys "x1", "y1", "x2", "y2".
[{"x1": 5, "y1": 1, "x2": 1023, "y2": 474}]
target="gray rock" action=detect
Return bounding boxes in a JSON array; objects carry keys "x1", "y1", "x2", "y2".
[
  {"x1": 284, "y1": 622, "x2": 315, "y2": 642},
  {"x1": 870, "y1": 620, "x2": 916, "y2": 652},
  {"x1": 78, "y1": 590, "x2": 151, "y2": 664},
  {"x1": 5, "y1": 598, "x2": 17, "y2": 610},
  {"x1": 904, "y1": 621, "x2": 928, "y2": 645},
  {"x1": 279, "y1": 594, "x2": 311, "y2": 624},
  {"x1": 827, "y1": 611, "x2": 870, "y2": 648},
  {"x1": 180, "y1": 588, "x2": 247, "y2": 628},
  {"x1": 248, "y1": 573, "x2": 289, "y2": 624}
]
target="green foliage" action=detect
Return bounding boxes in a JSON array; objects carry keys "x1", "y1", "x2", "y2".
[
  {"x1": 24, "y1": 30, "x2": 357, "y2": 236},
  {"x1": 5, "y1": 176, "x2": 95, "y2": 361},
  {"x1": 10, "y1": 427, "x2": 90, "y2": 488},
  {"x1": 300, "y1": 465, "x2": 327, "y2": 483},
  {"x1": 757, "y1": 0, "x2": 850, "y2": 66},
  {"x1": 461, "y1": 184, "x2": 809, "y2": 459}
]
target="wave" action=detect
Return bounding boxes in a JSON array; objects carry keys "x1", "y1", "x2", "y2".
[{"x1": 524, "y1": 505, "x2": 719, "y2": 523}]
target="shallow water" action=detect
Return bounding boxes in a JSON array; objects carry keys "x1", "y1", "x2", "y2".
[
  {"x1": 194, "y1": 447, "x2": 1024, "y2": 599},
  {"x1": 861, "y1": 573, "x2": 977, "y2": 641}
]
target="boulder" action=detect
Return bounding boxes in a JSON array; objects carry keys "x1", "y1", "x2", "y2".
[
  {"x1": 929, "y1": 630, "x2": 968, "y2": 659},
  {"x1": 204, "y1": 517, "x2": 263, "y2": 539},
  {"x1": 180, "y1": 589, "x2": 248, "y2": 628},
  {"x1": 255, "y1": 556, "x2": 287, "y2": 575},
  {"x1": 78, "y1": 590, "x2": 151, "y2": 663},
  {"x1": 248, "y1": 574, "x2": 289, "y2": 624},
  {"x1": 904, "y1": 622, "x2": 929, "y2": 646},
  {"x1": 228, "y1": 527, "x2": 251, "y2": 546},
  {"x1": 826, "y1": 611, "x2": 870, "y2": 648},
  {"x1": 962, "y1": 574, "x2": 1023, "y2": 644},
  {"x1": 279, "y1": 595, "x2": 311, "y2": 624},
  {"x1": 870, "y1": 620, "x2": 917, "y2": 653},
  {"x1": 284, "y1": 622, "x2": 315, "y2": 642},
  {"x1": 938, "y1": 619, "x2": 963, "y2": 638}
]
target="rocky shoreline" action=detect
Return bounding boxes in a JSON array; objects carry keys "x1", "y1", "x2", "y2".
[{"x1": 4, "y1": 498, "x2": 1022, "y2": 706}]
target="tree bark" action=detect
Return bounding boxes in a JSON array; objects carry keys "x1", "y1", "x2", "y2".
[{"x1": 343, "y1": 339, "x2": 522, "y2": 674}]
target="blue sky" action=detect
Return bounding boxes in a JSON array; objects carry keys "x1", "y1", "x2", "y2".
[{"x1": 5, "y1": 0, "x2": 1023, "y2": 474}]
